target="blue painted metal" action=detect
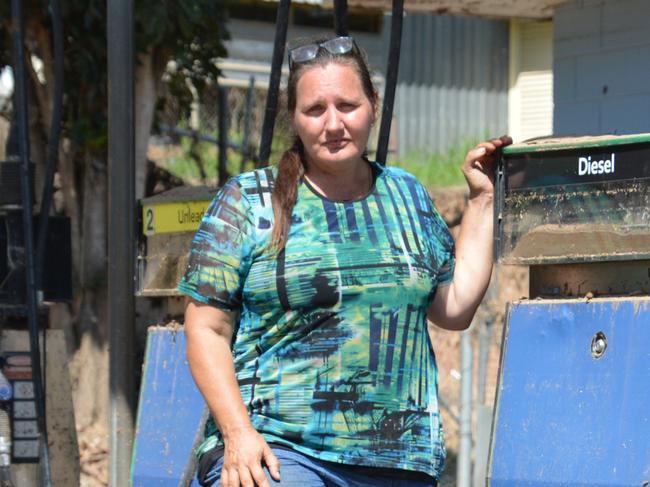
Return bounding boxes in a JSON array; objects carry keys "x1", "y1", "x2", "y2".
[
  {"x1": 489, "y1": 298, "x2": 650, "y2": 487},
  {"x1": 131, "y1": 327, "x2": 205, "y2": 487}
]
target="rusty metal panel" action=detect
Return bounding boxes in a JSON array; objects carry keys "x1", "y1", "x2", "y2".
[
  {"x1": 529, "y1": 260, "x2": 650, "y2": 298},
  {"x1": 339, "y1": 0, "x2": 563, "y2": 19}
]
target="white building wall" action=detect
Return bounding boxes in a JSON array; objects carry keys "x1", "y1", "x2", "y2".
[
  {"x1": 509, "y1": 20, "x2": 554, "y2": 143},
  {"x1": 554, "y1": 0, "x2": 650, "y2": 135}
]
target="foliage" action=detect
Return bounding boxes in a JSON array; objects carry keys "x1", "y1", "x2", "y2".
[
  {"x1": 388, "y1": 139, "x2": 480, "y2": 188},
  {"x1": 153, "y1": 131, "x2": 286, "y2": 185},
  {"x1": 0, "y1": 0, "x2": 229, "y2": 156}
]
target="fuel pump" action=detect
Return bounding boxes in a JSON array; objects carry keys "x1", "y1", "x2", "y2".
[{"x1": 488, "y1": 134, "x2": 650, "y2": 486}]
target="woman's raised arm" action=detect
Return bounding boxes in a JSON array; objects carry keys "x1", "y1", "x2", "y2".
[{"x1": 427, "y1": 135, "x2": 512, "y2": 331}]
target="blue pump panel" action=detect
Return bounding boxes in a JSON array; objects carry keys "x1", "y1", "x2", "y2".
[
  {"x1": 131, "y1": 327, "x2": 205, "y2": 486},
  {"x1": 489, "y1": 298, "x2": 650, "y2": 487}
]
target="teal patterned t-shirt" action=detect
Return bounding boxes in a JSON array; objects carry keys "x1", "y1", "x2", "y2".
[{"x1": 178, "y1": 161, "x2": 455, "y2": 480}]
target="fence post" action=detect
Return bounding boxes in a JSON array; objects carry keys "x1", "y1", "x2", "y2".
[
  {"x1": 457, "y1": 329, "x2": 473, "y2": 487},
  {"x1": 218, "y1": 85, "x2": 230, "y2": 185},
  {"x1": 240, "y1": 76, "x2": 255, "y2": 173}
]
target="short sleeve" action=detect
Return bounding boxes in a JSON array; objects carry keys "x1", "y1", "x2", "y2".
[
  {"x1": 178, "y1": 179, "x2": 255, "y2": 310},
  {"x1": 425, "y1": 190, "x2": 455, "y2": 287}
]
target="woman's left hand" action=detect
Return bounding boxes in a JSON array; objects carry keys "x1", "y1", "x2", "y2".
[{"x1": 462, "y1": 135, "x2": 513, "y2": 198}]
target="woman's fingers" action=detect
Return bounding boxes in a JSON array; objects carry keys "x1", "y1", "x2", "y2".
[
  {"x1": 263, "y1": 445, "x2": 281, "y2": 481},
  {"x1": 496, "y1": 134, "x2": 513, "y2": 146},
  {"x1": 250, "y1": 461, "x2": 271, "y2": 487},
  {"x1": 466, "y1": 135, "x2": 513, "y2": 169},
  {"x1": 466, "y1": 146, "x2": 493, "y2": 172},
  {"x1": 225, "y1": 467, "x2": 239, "y2": 487},
  {"x1": 474, "y1": 135, "x2": 513, "y2": 156},
  {"x1": 238, "y1": 465, "x2": 255, "y2": 487}
]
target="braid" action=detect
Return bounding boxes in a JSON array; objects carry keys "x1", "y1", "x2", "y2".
[{"x1": 270, "y1": 137, "x2": 305, "y2": 250}]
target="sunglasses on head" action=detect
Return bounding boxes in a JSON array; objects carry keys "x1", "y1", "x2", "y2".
[{"x1": 287, "y1": 36, "x2": 358, "y2": 70}]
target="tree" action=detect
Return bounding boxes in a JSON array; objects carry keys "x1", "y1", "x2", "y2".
[{"x1": 0, "y1": 0, "x2": 228, "y2": 455}]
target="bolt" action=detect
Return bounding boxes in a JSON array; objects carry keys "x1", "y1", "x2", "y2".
[
  {"x1": 591, "y1": 332, "x2": 607, "y2": 359},
  {"x1": 593, "y1": 338, "x2": 606, "y2": 355}
]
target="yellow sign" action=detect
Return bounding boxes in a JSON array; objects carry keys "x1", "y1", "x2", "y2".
[{"x1": 142, "y1": 200, "x2": 211, "y2": 236}]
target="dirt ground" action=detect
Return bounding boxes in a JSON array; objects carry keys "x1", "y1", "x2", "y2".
[
  {"x1": 74, "y1": 184, "x2": 528, "y2": 487},
  {"x1": 78, "y1": 424, "x2": 109, "y2": 487}
]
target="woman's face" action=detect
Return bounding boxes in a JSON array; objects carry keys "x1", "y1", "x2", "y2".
[{"x1": 292, "y1": 62, "x2": 375, "y2": 172}]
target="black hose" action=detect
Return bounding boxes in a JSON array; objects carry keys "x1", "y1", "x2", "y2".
[
  {"x1": 10, "y1": 1, "x2": 53, "y2": 485},
  {"x1": 375, "y1": 0, "x2": 404, "y2": 165},
  {"x1": 217, "y1": 85, "x2": 229, "y2": 186},
  {"x1": 333, "y1": 0, "x2": 349, "y2": 37},
  {"x1": 35, "y1": 0, "x2": 64, "y2": 288},
  {"x1": 35, "y1": 0, "x2": 64, "y2": 442},
  {"x1": 239, "y1": 76, "x2": 255, "y2": 173},
  {"x1": 257, "y1": 0, "x2": 291, "y2": 166}
]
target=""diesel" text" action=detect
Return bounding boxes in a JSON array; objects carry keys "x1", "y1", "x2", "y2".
[{"x1": 578, "y1": 154, "x2": 615, "y2": 176}]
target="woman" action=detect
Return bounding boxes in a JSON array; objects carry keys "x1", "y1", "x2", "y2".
[{"x1": 179, "y1": 36, "x2": 511, "y2": 487}]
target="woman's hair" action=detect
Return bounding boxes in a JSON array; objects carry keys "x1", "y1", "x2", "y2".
[{"x1": 270, "y1": 38, "x2": 378, "y2": 250}]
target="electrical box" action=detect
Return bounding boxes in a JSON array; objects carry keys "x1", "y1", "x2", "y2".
[{"x1": 0, "y1": 213, "x2": 72, "y2": 305}]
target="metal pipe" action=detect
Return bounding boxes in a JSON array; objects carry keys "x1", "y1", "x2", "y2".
[
  {"x1": 240, "y1": 76, "x2": 255, "y2": 173},
  {"x1": 474, "y1": 318, "x2": 495, "y2": 487},
  {"x1": 257, "y1": 0, "x2": 291, "y2": 166},
  {"x1": 217, "y1": 85, "x2": 230, "y2": 185},
  {"x1": 10, "y1": 1, "x2": 53, "y2": 485},
  {"x1": 107, "y1": 0, "x2": 135, "y2": 484},
  {"x1": 438, "y1": 393, "x2": 459, "y2": 425},
  {"x1": 477, "y1": 318, "x2": 493, "y2": 406},
  {"x1": 158, "y1": 123, "x2": 244, "y2": 153},
  {"x1": 376, "y1": 0, "x2": 404, "y2": 165},
  {"x1": 457, "y1": 329, "x2": 473, "y2": 487},
  {"x1": 333, "y1": 0, "x2": 349, "y2": 37}
]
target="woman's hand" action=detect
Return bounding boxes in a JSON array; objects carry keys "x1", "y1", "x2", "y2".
[
  {"x1": 462, "y1": 135, "x2": 512, "y2": 198},
  {"x1": 221, "y1": 426, "x2": 280, "y2": 487}
]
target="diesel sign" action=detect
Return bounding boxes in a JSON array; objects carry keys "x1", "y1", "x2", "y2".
[{"x1": 578, "y1": 154, "x2": 615, "y2": 176}]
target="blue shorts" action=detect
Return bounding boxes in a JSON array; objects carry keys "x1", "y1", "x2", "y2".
[{"x1": 201, "y1": 447, "x2": 437, "y2": 486}]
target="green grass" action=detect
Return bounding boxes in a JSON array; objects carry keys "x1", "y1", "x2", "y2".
[
  {"x1": 387, "y1": 139, "x2": 480, "y2": 189},
  {"x1": 156, "y1": 128, "x2": 294, "y2": 186},
  {"x1": 157, "y1": 131, "x2": 478, "y2": 190}
]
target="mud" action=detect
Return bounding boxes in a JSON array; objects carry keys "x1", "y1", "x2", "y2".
[
  {"x1": 507, "y1": 133, "x2": 650, "y2": 152},
  {"x1": 139, "y1": 232, "x2": 192, "y2": 295},
  {"x1": 509, "y1": 223, "x2": 650, "y2": 263}
]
